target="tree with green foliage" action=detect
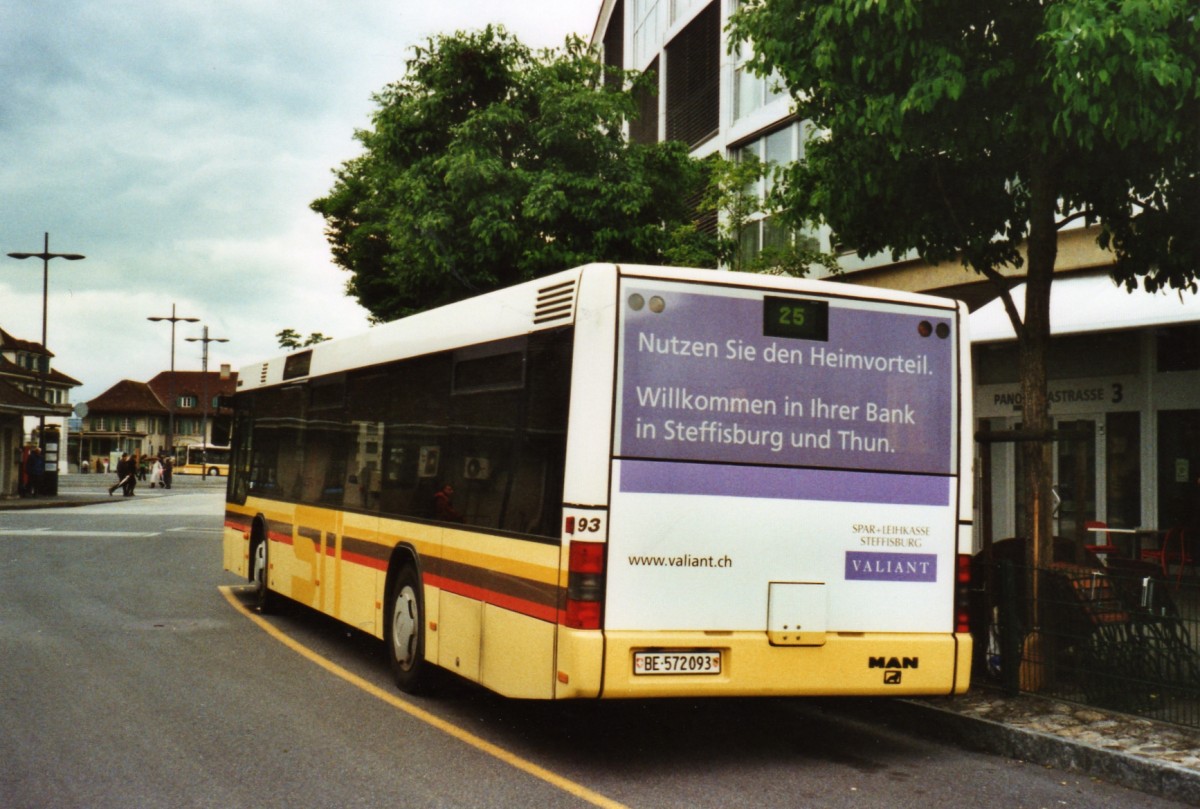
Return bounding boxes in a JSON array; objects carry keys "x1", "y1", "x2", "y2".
[
  {"x1": 276, "y1": 329, "x2": 332, "y2": 350},
  {"x1": 699, "y1": 153, "x2": 839, "y2": 277},
  {"x1": 731, "y1": 0, "x2": 1200, "y2": 574},
  {"x1": 311, "y1": 26, "x2": 713, "y2": 322}
]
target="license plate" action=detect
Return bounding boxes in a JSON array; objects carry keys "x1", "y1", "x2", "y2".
[{"x1": 633, "y1": 650, "x2": 722, "y2": 676}]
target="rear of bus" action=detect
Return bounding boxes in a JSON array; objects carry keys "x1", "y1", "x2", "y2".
[{"x1": 558, "y1": 266, "x2": 972, "y2": 698}]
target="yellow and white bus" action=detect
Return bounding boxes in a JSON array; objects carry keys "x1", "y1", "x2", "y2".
[
  {"x1": 177, "y1": 443, "x2": 230, "y2": 477},
  {"x1": 223, "y1": 264, "x2": 973, "y2": 699}
]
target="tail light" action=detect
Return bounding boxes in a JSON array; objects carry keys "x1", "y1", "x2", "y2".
[
  {"x1": 565, "y1": 540, "x2": 605, "y2": 630},
  {"x1": 954, "y1": 554, "x2": 972, "y2": 634}
]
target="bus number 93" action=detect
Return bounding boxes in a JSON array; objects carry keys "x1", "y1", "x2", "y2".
[{"x1": 568, "y1": 516, "x2": 603, "y2": 534}]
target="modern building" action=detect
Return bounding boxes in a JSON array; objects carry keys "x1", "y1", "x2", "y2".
[
  {"x1": 589, "y1": 0, "x2": 1200, "y2": 544},
  {"x1": 78, "y1": 369, "x2": 237, "y2": 471}
]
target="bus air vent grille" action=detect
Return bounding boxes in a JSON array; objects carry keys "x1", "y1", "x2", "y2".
[
  {"x1": 259, "y1": 364, "x2": 269, "y2": 383},
  {"x1": 534, "y1": 279, "x2": 576, "y2": 324}
]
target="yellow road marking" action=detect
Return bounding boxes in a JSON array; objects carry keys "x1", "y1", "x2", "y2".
[{"x1": 218, "y1": 586, "x2": 628, "y2": 809}]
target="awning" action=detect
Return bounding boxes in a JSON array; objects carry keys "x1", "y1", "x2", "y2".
[{"x1": 970, "y1": 273, "x2": 1200, "y2": 343}]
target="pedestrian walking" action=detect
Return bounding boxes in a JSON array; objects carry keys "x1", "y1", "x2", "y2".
[
  {"x1": 149, "y1": 456, "x2": 164, "y2": 488},
  {"x1": 24, "y1": 447, "x2": 44, "y2": 497},
  {"x1": 108, "y1": 453, "x2": 137, "y2": 496}
]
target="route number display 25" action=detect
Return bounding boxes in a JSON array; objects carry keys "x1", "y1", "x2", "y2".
[{"x1": 763, "y1": 296, "x2": 829, "y2": 342}]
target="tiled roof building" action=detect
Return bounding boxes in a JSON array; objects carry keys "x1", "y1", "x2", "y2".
[
  {"x1": 79, "y1": 370, "x2": 237, "y2": 469},
  {"x1": 0, "y1": 327, "x2": 82, "y2": 497}
]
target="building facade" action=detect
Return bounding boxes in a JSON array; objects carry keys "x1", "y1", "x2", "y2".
[
  {"x1": 590, "y1": 0, "x2": 1200, "y2": 546},
  {"x1": 79, "y1": 370, "x2": 237, "y2": 471},
  {"x1": 0, "y1": 327, "x2": 82, "y2": 490}
]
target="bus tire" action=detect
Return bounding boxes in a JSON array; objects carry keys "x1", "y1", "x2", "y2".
[
  {"x1": 251, "y1": 537, "x2": 278, "y2": 614},
  {"x1": 208, "y1": 467, "x2": 220, "y2": 477},
  {"x1": 386, "y1": 564, "x2": 432, "y2": 693}
]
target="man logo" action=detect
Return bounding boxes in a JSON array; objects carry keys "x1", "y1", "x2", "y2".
[
  {"x1": 868, "y1": 656, "x2": 919, "y2": 669},
  {"x1": 883, "y1": 671, "x2": 902, "y2": 685}
]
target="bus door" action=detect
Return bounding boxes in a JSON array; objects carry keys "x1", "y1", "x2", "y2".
[{"x1": 293, "y1": 504, "x2": 343, "y2": 616}]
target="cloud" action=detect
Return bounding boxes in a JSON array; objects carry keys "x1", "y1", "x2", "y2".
[{"x1": 1, "y1": 1, "x2": 596, "y2": 407}]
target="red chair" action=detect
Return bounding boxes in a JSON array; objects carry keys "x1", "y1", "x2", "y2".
[
  {"x1": 1084, "y1": 520, "x2": 1120, "y2": 564},
  {"x1": 1141, "y1": 527, "x2": 1196, "y2": 586}
]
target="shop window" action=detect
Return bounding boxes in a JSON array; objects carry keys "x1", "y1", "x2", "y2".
[
  {"x1": 1156, "y1": 325, "x2": 1200, "y2": 373},
  {"x1": 974, "y1": 331, "x2": 1139, "y2": 385},
  {"x1": 1106, "y1": 411, "x2": 1141, "y2": 528},
  {"x1": 1157, "y1": 409, "x2": 1200, "y2": 529}
]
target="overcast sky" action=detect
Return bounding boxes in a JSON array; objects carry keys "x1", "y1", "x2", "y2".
[{"x1": 1, "y1": 1, "x2": 599, "y2": 404}]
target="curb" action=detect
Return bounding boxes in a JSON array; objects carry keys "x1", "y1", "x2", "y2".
[
  {"x1": 890, "y1": 698, "x2": 1200, "y2": 805},
  {"x1": 0, "y1": 497, "x2": 119, "y2": 511}
]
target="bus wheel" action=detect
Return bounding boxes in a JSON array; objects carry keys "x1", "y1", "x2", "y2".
[
  {"x1": 208, "y1": 467, "x2": 220, "y2": 477},
  {"x1": 251, "y1": 539, "x2": 277, "y2": 613},
  {"x1": 387, "y1": 565, "x2": 431, "y2": 693}
]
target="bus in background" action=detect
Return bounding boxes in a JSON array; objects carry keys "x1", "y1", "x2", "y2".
[
  {"x1": 223, "y1": 264, "x2": 973, "y2": 699},
  {"x1": 176, "y1": 443, "x2": 230, "y2": 477}
]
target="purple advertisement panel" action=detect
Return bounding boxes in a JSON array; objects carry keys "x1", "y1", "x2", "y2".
[
  {"x1": 845, "y1": 551, "x2": 938, "y2": 583},
  {"x1": 617, "y1": 283, "x2": 955, "y2": 475},
  {"x1": 619, "y1": 460, "x2": 950, "y2": 506}
]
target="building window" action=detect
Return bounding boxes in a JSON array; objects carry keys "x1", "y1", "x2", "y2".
[
  {"x1": 732, "y1": 45, "x2": 786, "y2": 123},
  {"x1": 602, "y1": 0, "x2": 625, "y2": 89},
  {"x1": 665, "y1": 1, "x2": 720, "y2": 148},
  {"x1": 178, "y1": 395, "x2": 198, "y2": 409},
  {"x1": 732, "y1": 122, "x2": 816, "y2": 263},
  {"x1": 632, "y1": 0, "x2": 661, "y2": 68},
  {"x1": 630, "y1": 56, "x2": 660, "y2": 145},
  {"x1": 670, "y1": 0, "x2": 703, "y2": 24}
]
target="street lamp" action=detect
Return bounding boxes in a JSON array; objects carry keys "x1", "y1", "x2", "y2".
[
  {"x1": 7, "y1": 232, "x2": 85, "y2": 495},
  {"x1": 185, "y1": 325, "x2": 228, "y2": 479},
  {"x1": 147, "y1": 304, "x2": 199, "y2": 458}
]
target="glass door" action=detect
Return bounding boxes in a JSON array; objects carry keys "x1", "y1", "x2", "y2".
[{"x1": 1054, "y1": 418, "x2": 1096, "y2": 539}]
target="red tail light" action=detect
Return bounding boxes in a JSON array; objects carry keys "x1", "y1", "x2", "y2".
[
  {"x1": 954, "y1": 554, "x2": 972, "y2": 634},
  {"x1": 565, "y1": 541, "x2": 605, "y2": 630}
]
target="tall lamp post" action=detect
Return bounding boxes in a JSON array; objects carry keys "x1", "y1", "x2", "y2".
[
  {"x1": 147, "y1": 304, "x2": 199, "y2": 458},
  {"x1": 185, "y1": 325, "x2": 228, "y2": 479},
  {"x1": 6, "y1": 232, "x2": 85, "y2": 496}
]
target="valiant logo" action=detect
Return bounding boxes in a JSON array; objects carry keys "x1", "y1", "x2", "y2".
[{"x1": 870, "y1": 656, "x2": 919, "y2": 684}]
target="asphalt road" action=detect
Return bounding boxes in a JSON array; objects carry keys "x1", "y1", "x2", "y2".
[{"x1": 0, "y1": 487, "x2": 1190, "y2": 808}]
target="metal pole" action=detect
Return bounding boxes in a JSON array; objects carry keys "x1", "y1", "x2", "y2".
[
  {"x1": 6, "y1": 233, "x2": 85, "y2": 494},
  {"x1": 185, "y1": 326, "x2": 228, "y2": 478},
  {"x1": 148, "y1": 305, "x2": 198, "y2": 457}
]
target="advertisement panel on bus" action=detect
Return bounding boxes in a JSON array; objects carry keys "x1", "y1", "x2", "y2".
[{"x1": 608, "y1": 278, "x2": 959, "y2": 634}]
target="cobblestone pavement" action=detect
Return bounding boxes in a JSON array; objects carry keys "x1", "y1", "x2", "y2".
[{"x1": 899, "y1": 688, "x2": 1200, "y2": 804}]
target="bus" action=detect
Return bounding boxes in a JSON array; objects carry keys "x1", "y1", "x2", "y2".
[
  {"x1": 177, "y1": 443, "x2": 230, "y2": 477},
  {"x1": 223, "y1": 264, "x2": 973, "y2": 699}
]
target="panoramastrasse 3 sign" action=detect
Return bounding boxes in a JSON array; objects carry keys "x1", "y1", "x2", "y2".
[{"x1": 615, "y1": 281, "x2": 956, "y2": 489}]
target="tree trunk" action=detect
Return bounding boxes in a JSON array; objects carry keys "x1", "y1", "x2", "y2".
[{"x1": 1020, "y1": 153, "x2": 1058, "y2": 613}]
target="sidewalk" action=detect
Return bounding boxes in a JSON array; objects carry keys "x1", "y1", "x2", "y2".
[
  {"x1": 891, "y1": 688, "x2": 1200, "y2": 804},
  {"x1": 0, "y1": 472, "x2": 225, "y2": 509},
  {"x1": 4, "y1": 480, "x2": 1199, "y2": 803}
]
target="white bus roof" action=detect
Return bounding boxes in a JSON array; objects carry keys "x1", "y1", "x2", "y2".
[{"x1": 237, "y1": 263, "x2": 961, "y2": 393}]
